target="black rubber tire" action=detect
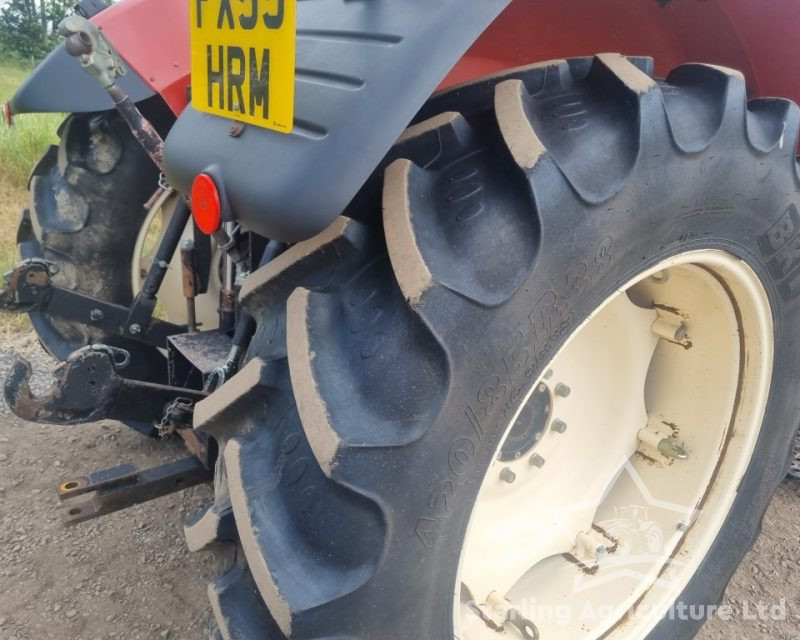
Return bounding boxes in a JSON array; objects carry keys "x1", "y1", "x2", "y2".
[
  {"x1": 187, "y1": 54, "x2": 800, "y2": 639},
  {"x1": 17, "y1": 110, "x2": 166, "y2": 382}
]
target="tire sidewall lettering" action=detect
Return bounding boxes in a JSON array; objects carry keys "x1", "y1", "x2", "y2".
[{"x1": 415, "y1": 236, "x2": 615, "y2": 550}]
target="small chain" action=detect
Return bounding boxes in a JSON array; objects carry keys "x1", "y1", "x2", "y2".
[
  {"x1": 158, "y1": 172, "x2": 173, "y2": 192},
  {"x1": 157, "y1": 396, "x2": 194, "y2": 437}
]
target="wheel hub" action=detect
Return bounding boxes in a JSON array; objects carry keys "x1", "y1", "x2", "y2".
[{"x1": 499, "y1": 383, "x2": 552, "y2": 462}]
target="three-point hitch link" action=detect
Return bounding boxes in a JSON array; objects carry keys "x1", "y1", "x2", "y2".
[
  {"x1": 4, "y1": 344, "x2": 208, "y2": 431},
  {"x1": 1, "y1": 258, "x2": 184, "y2": 348}
]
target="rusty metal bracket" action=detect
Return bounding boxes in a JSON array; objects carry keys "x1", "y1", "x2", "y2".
[
  {"x1": 4, "y1": 345, "x2": 207, "y2": 427},
  {"x1": 1, "y1": 258, "x2": 58, "y2": 312},
  {"x1": 57, "y1": 457, "x2": 212, "y2": 525}
]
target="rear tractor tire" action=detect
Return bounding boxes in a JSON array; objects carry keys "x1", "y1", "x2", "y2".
[
  {"x1": 188, "y1": 54, "x2": 800, "y2": 639},
  {"x1": 17, "y1": 110, "x2": 166, "y2": 381}
]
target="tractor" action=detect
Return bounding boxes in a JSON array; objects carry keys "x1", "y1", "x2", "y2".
[
  {"x1": 599, "y1": 505, "x2": 665, "y2": 557},
  {"x1": 2, "y1": 0, "x2": 800, "y2": 637}
]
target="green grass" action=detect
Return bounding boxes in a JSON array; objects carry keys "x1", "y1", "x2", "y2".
[
  {"x1": 1, "y1": 58, "x2": 64, "y2": 332},
  {"x1": 0, "y1": 59, "x2": 63, "y2": 187}
]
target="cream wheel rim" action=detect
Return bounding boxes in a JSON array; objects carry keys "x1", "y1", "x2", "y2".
[
  {"x1": 454, "y1": 250, "x2": 773, "y2": 639},
  {"x1": 132, "y1": 190, "x2": 221, "y2": 329}
]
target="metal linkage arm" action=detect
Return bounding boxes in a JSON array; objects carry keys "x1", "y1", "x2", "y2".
[
  {"x1": 1, "y1": 259, "x2": 184, "y2": 348},
  {"x1": 57, "y1": 457, "x2": 212, "y2": 525}
]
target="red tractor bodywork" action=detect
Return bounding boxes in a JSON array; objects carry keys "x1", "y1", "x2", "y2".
[
  {"x1": 100, "y1": 0, "x2": 800, "y2": 117},
  {"x1": 449, "y1": 0, "x2": 800, "y2": 103},
  {"x1": 92, "y1": 0, "x2": 191, "y2": 114}
]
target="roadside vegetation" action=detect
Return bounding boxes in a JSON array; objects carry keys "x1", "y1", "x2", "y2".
[{"x1": 0, "y1": 57, "x2": 63, "y2": 332}]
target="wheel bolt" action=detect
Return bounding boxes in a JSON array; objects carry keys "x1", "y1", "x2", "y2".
[
  {"x1": 657, "y1": 437, "x2": 689, "y2": 460},
  {"x1": 577, "y1": 531, "x2": 609, "y2": 559},
  {"x1": 551, "y1": 419, "x2": 567, "y2": 434},
  {"x1": 529, "y1": 454, "x2": 545, "y2": 468},
  {"x1": 554, "y1": 383, "x2": 571, "y2": 398},
  {"x1": 499, "y1": 467, "x2": 516, "y2": 484},
  {"x1": 652, "y1": 317, "x2": 688, "y2": 343},
  {"x1": 638, "y1": 427, "x2": 689, "y2": 461}
]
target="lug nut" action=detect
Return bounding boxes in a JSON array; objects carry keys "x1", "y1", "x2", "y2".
[
  {"x1": 499, "y1": 467, "x2": 516, "y2": 484},
  {"x1": 658, "y1": 437, "x2": 689, "y2": 460},
  {"x1": 529, "y1": 454, "x2": 545, "y2": 468},
  {"x1": 554, "y1": 383, "x2": 571, "y2": 398},
  {"x1": 543, "y1": 369, "x2": 554, "y2": 380},
  {"x1": 551, "y1": 419, "x2": 567, "y2": 434},
  {"x1": 638, "y1": 426, "x2": 689, "y2": 461}
]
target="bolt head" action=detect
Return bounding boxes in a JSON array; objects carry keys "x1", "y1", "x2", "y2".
[
  {"x1": 128, "y1": 323, "x2": 142, "y2": 336},
  {"x1": 529, "y1": 454, "x2": 546, "y2": 468},
  {"x1": 551, "y1": 419, "x2": 568, "y2": 434},
  {"x1": 658, "y1": 437, "x2": 688, "y2": 460},
  {"x1": 554, "y1": 383, "x2": 571, "y2": 398},
  {"x1": 499, "y1": 467, "x2": 516, "y2": 484},
  {"x1": 90, "y1": 309, "x2": 104, "y2": 322}
]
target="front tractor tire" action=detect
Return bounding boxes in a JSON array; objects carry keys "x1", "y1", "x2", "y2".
[
  {"x1": 189, "y1": 54, "x2": 800, "y2": 639},
  {"x1": 17, "y1": 110, "x2": 165, "y2": 381}
]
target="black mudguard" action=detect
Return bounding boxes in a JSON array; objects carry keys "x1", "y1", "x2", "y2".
[
  {"x1": 163, "y1": 0, "x2": 510, "y2": 242},
  {"x1": 8, "y1": 42, "x2": 154, "y2": 116}
]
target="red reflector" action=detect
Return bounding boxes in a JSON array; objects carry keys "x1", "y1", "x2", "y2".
[{"x1": 191, "y1": 173, "x2": 222, "y2": 234}]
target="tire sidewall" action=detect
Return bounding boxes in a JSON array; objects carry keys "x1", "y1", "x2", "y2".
[{"x1": 22, "y1": 111, "x2": 168, "y2": 383}]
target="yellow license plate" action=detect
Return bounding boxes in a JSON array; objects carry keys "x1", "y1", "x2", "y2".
[{"x1": 190, "y1": 0, "x2": 296, "y2": 133}]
